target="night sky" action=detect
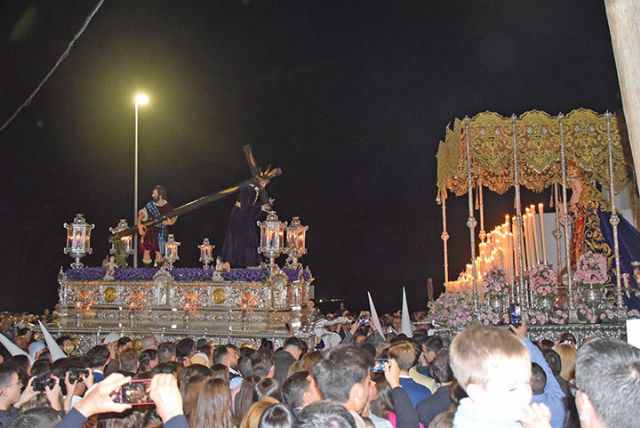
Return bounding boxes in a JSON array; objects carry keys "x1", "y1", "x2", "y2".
[{"x1": 0, "y1": 1, "x2": 622, "y2": 314}]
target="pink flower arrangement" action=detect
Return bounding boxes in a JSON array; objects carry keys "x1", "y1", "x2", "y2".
[
  {"x1": 527, "y1": 309, "x2": 548, "y2": 325},
  {"x1": 549, "y1": 309, "x2": 568, "y2": 324},
  {"x1": 599, "y1": 308, "x2": 617, "y2": 321},
  {"x1": 628, "y1": 309, "x2": 640, "y2": 318},
  {"x1": 479, "y1": 310, "x2": 509, "y2": 326},
  {"x1": 529, "y1": 264, "x2": 558, "y2": 298},
  {"x1": 428, "y1": 292, "x2": 473, "y2": 329},
  {"x1": 578, "y1": 307, "x2": 598, "y2": 323},
  {"x1": 574, "y1": 252, "x2": 609, "y2": 287},
  {"x1": 483, "y1": 268, "x2": 508, "y2": 295}
]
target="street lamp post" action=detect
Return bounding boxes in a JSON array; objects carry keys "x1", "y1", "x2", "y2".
[{"x1": 133, "y1": 93, "x2": 149, "y2": 268}]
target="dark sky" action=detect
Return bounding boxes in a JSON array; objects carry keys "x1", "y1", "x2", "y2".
[{"x1": 0, "y1": 0, "x2": 622, "y2": 314}]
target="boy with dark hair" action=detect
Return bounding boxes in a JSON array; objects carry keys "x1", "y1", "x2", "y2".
[
  {"x1": 87, "y1": 345, "x2": 111, "y2": 383},
  {"x1": 274, "y1": 337, "x2": 305, "y2": 387},
  {"x1": 175, "y1": 338, "x2": 196, "y2": 367},
  {"x1": 157, "y1": 342, "x2": 177, "y2": 364},
  {"x1": 281, "y1": 370, "x2": 321, "y2": 415},
  {"x1": 0, "y1": 364, "x2": 38, "y2": 427},
  {"x1": 417, "y1": 348, "x2": 453, "y2": 426}
]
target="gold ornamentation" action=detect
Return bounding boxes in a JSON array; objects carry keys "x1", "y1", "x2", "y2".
[
  {"x1": 103, "y1": 287, "x2": 117, "y2": 303},
  {"x1": 437, "y1": 109, "x2": 632, "y2": 197},
  {"x1": 212, "y1": 288, "x2": 226, "y2": 304}
]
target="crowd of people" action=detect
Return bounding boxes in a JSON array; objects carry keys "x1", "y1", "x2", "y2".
[{"x1": 0, "y1": 308, "x2": 638, "y2": 428}]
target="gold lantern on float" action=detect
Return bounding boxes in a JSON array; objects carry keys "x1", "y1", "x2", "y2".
[
  {"x1": 284, "y1": 217, "x2": 308, "y2": 268},
  {"x1": 63, "y1": 214, "x2": 95, "y2": 269},
  {"x1": 109, "y1": 219, "x2": 134, "y2": 265}
]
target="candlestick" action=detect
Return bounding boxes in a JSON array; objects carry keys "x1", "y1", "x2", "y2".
[{"x1": 530, "y1": 204, "x2": 540, "y2": 266}]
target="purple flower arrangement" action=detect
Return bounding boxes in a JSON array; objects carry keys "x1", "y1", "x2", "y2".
[
  {"x1": 574, "y1": 252, "x2": 609, "y2": 287},
  {"x1": 529, "y1": 264, "x2": 558, "y2": 298},
  {"x1": 64, "y1": 266, "x2": 312, "y2": 283}
]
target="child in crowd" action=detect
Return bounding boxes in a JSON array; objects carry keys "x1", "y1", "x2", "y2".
[{"x1": 449, "y1": 325, "x2": 552, "y2": 428}]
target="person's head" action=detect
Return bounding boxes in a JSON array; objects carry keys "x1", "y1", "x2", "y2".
[
  {"x1": 388, "y1": 341, "x2": 417, "y2": 373},
  {"x1": 153, "y1": 361, "x2": 182, "y2": 377},
  {"x1": 214, "y1": 345, "x2": 239, "y2": 369},
  {"x1": 250, "y1": 350, "x2": 275, "y2": 379},
  {"x1": 369, "y1": 373, "x2": 394, "y2": 419},
  {"x1": 157, "y1": 342, "x2": 177, "y2": 363},
  {"x1": 211, "y1": 363, "x2": 230, "y2": 383},
  {"x1": 191, "y1": 378, "x2": 233, "y2": 428},
  {"x1": 391, "y1": 315, "x2": 402, "y2": 332},
  {"x1": 176, "y1": 338, "x2": 196, "y2": 366},
  {"x1": 256, "y1": 377, "x2": 281, "y2": 401},
  {"x1": 141, "y1": 335, "x2": 158, "y2": 351},
  {"x1": 116, "y1": 337, "x2": 133, "y2": 353},
  {"x1": 430, "y1": 348, "x2": 453, "y2": 384},
  {"x1": 258, "y1": 402, "x2": 296, "y2": 428},
  {"x1": 423, "y1": 336, "x2": 445, "y2": 364},
  {"x1": 181, "y1": 374, "x2": 207, "y2": 422},
  {"x1": 283, "y1": 337, "x2": 305, "y2": 360},
  {"x1": 240, "y1": 397, "x2": 279, "y2": 428},
  {"x1": 449, "y1": 326, "x2": 531, "y2": 422},
  {"x1": 87, "y1": 345, "x2": 111, "y2": 370},
  {"x1": 9, "y1": 406, "x2": 61, "y2": 427},
  {"x1": 557, "y1": 332, "x2": 577, "y2": 347},
  {"x1": 10, "y1": 355, "x2": 30, "y2": 376},
  {"x1": 543, "y1": 349, "x2": 562, "y2": 377},
  {"x1": 281, "y1": 370, "x2": 321, "y2": 410},
  {"x1": 301, "y1": 350, "x2": 322, "y2": 373},
  {"x1": 0, "y1": 363, "x2": 22, "y2": 406},
  {"x1": 152, "y1": 185, "x2": 167, "y2": 202},
  {"x1": 119, "y1": 348, "x2": 139, "y2": 373},
  {"x1": 179, "y1": 362, "x2": 212, "y2": 387},
  {"x1": 538, "y1": 339, "x2": 555, "y2": 352},
  {"x1": 531, "y1": 362, "x2": 546, "y2": 395},
  {"x1": 312, "y1": 345, "x2": 373, "y2": 414},
  {"x1": 575, "y1": 338, "x2": 640, "y2": 428},
  {"x1": 296, "y1": 400, "x2": 357, "y2": 428},
  {"x1": 139, "y1": 349, "x2": 159, "y2": 372},
  {"x1": 235, "y1": 375, "x2": 261, "y2": 424},
  {"x1": 554, "y1": 343, "x2": 576, "y2": 381}
]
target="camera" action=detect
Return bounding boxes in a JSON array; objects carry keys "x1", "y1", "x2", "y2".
[
  {"x1": 509, "y1": 303, "x2": 522, "y2": 327},
  {"x1": 68, "y1": 368, "x2": 90, "y2": 384},
  {"x1": 113, "y1": 379, "x2": 154, "y2": 405},
  {"x1": 33, "y1": 376, "x2": 56, "y2": 392}
]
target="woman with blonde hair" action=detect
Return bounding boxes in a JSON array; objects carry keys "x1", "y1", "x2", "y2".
[
  {"x1": 240, "y1": 397, "x2": 279, "y2": 428},
  {"x1": 553, "y1": 343, "x2": 577, "y2": 381}
]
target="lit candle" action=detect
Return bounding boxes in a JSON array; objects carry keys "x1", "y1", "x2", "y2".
[
  {"x1": 530, "y1": 205, "x2": 540, "y2": 266},
  {"x1": 538, "y1": 203, "x2": 547, "y2": 264}
]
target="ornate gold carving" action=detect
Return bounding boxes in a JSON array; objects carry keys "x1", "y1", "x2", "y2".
[{"x1": 212, "y1": 288, "x2": 227, "y2": 304}]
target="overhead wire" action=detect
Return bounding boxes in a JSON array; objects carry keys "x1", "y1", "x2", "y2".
[{"x1": 0, "y1": 0, "x2": 105, "y2": 133}]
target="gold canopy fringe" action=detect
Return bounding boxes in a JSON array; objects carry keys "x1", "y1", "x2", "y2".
[{"x1": 436, "y1": 109, "x2": 632, "y2": 196}]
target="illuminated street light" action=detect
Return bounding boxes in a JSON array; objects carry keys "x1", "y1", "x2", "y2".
[{"x1": 133, "y1": 92, "x2": 149, "y2": 268}]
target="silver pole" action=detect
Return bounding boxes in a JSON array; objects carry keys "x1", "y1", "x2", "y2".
[
  {"x1": 464, "y1": 118, "x2": 479, "y2": 313},
  {"x1": 553, "y1": 183, "x2": 563, "y2": 276},
  {"x1": 512, "y1": 115, "x2": 526, "y2": 307},
  {"x1": 134, "y1": 103, "x2": 139, "y2": 268},
  {"x1": 441, "y1": 191, "x2": 449, "y2": 283},
  {"x1": 559, "y1": 114, "x2": 574, "y2": 309},
  {"x1": 605, "y1": 112, "x2": 624, "y2": 312}
]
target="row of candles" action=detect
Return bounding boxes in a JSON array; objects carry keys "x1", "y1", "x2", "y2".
[
  {"x1": 453, "y1": 203, "x2": 550, "y2": 291},
  {"x1": 63, "y1": 212, "x2": 309, "y2": 269}
]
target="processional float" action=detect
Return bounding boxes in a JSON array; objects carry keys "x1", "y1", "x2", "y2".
[
  {"x1": 54, "y1": 146, "x2": 316, "y2": 350},
  {"x1": 433, "y1": 109, "x2": 638, "y2": 338}
]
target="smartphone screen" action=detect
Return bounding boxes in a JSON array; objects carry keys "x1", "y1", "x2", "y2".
[
  {"x1": 113, "y1": 379, "x2": 153, "y2": 405},
  {"x1": 370, "y1": 358, "x2": 388, "y2": 373},
  {"x1": 509, "y1": 303, "x2": 522, "y2": 327}
]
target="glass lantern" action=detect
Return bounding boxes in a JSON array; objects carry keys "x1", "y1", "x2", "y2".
[
  {"x1": 164, "y1": 234, "x2": 181, "y2": 269},
  {"x1": 258, "y1": 211, "x2": 286, "y2": 270},
  {"x1": 198, "y1": 238, "x2": 214, "y2": 269},
  {"x1": 109, "y1": 219, "x2": 134, "y2": 263},
  {"x1": 63, "y1": 214, "x2": 95, "y2": 269},
  {"x1": 285, "y1": 217, "x2": 308, "y2": 268}
]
